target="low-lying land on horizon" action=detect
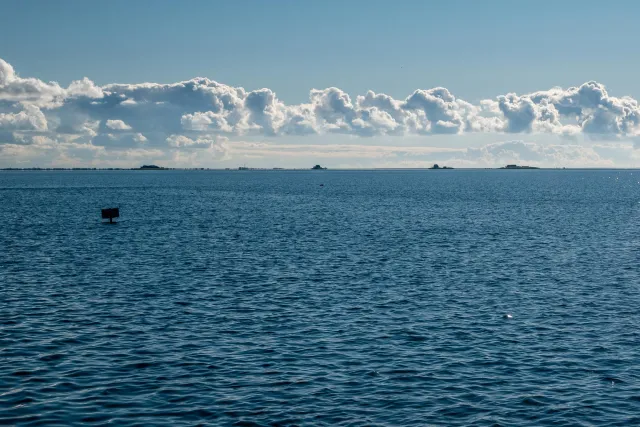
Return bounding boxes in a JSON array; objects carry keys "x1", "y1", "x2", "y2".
[{"x1": 1, "y1": 166, "x2": 636, "y2": 171}]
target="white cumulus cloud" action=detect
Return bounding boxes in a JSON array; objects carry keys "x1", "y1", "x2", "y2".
[
  {"x1": 0, "y1": 105, "x2": 47, "y2": 131},
  {"x1": 1, "y1": 56, "x2": 640, "y2": 167},
  {"x1": 105, "y1": 119, "x2": 132, "y2": 130}
]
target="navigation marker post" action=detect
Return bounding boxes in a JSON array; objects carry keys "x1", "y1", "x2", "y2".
[{"x1": 101, "y1": 208, "x2": 120, "y2": 224}]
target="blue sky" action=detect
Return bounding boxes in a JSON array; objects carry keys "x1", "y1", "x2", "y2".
[
  {"x1": 1, "y1": 0, "x2": 640, "y2": 168},
  {"x1": 4, "y1": 0, "x2": 640, "y2": 102}
]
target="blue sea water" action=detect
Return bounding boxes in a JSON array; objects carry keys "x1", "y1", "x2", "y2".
[{"x1": 1, "y1": 169, "x2": 640, "y2": 426}]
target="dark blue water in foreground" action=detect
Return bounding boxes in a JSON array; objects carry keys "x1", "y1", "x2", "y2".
[{"x1": 2, "y1": 170, "x2": 640, "y2": 426}]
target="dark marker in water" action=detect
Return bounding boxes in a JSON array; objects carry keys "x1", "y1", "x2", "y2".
[{"x1": 101, "y1": 207, "x2": 119, "y2": 224}]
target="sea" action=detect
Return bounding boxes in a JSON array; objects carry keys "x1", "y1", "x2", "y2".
[{"x1": 1, "y1": 169, "x2": 640, "y2": 426}]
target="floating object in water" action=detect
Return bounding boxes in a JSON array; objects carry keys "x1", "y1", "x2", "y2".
[
  {"x1": 101, "y1": 207, "x2": 119, "y2": 224},
  {"x1": 320, "y1": 184, "x2": 324, "y2": 187},
  {"x1": 503, "y1": 313, "x2": 513, "y2": 319}
]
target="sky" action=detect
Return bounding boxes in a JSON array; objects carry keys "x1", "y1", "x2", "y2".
[{"x1": 1, "y1": 0, "x2": 640, "y2": 168}]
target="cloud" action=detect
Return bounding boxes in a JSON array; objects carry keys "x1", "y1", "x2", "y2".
[
  {"x1": 0, "y1": 59, "x2": 66, "y2": 107},
  {"x1": 105, "y1": 119, "x2": 132, "y2": 130},
  {"x1": 165, "y1": 134, "x2": 229, "y2": 157},
  {"x1": 463, "y1": 140, "x2": 608, "y2": 167},
  {"x1": 180, "y1": 111, "x2": 233, "y2": 132},
  {"x1": 403, "y1": 87, "x2": 466, "y2": 134},
  {"x1": 67, "y1": 77, "x2": 104, "y2": 99},
  {"x1": 3, "y1": 56, "x2": 640, "y2": 140},
  {"x1": 1, "y1": 56, "x2": 640, "y2": 167},
  {"x1": 0, "y1": 59, "x2": 15, "y2": 85},
  {"x1": 0, "y1": 105, "x2": 47, "y2": 131},
  {"x1": 92, "y1": 132, "x2": 147, "y2": 148}
]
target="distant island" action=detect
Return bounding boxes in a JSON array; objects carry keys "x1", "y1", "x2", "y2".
[
  {"x1": 311, "y1": 165, "x2": 327, "y2": 170},
  {"x1": 139, "y1": 164, "x2": 167, "y2": 170},
  {"x1": 429, "y1": 164, "x2": 454, "y2": 169},
  {"x1": 500, "y1": 164, "x2": 539, "y2": 169}
]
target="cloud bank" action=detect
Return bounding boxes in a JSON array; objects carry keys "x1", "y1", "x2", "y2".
[{"x1": 1, "y1": 56, "x2": 639, "y2": 167}]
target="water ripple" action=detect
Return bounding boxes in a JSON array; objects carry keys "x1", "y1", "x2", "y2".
[{"x1": 1, "y1": 170, "x2": 640, "y2": 425}]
